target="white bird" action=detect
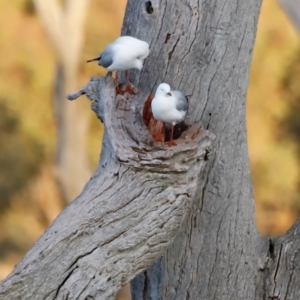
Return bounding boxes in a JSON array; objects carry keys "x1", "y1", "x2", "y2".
[
  {"x1": 87, "y1": 36, "x2": 150, "y2": 94},
  {"x1": 151, "y1": 83, "x2": 189, "y2": 146}
]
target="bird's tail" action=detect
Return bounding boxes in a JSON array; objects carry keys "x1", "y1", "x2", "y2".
[{"x1": 86, "y1": 56, "x2": 101, "y2": 63}]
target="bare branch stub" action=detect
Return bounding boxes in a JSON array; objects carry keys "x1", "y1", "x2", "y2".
[{"x1": 67, "y1": 76, "x2": 115, "y2": 122}]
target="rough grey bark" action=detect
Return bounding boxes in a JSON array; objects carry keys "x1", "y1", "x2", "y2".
[
  {"x1": 0, "y1": 76, "x2": 213, "y2": 299},
  {"x1": 257, "y1": 219, "x2": 300, "y2": 300},
  {"x1": 120, "y1": 0, "x2": 267, "y2": 299}
]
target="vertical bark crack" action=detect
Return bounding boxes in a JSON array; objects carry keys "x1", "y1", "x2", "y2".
[
  {"x1": 272, "y1": 244, "x2": 283, "y2": 292},
  {"x1": 53, "y1": 267, "x2": 77, "y2": 299}
]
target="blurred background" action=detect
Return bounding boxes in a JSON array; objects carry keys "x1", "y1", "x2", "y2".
[{"x1": 0, "y1": 1, "x2": 300, "y2": 299}]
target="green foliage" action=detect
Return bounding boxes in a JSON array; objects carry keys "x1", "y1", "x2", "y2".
[{"x1": 0, "y1": 101, "x2": 43, "y2": 211}]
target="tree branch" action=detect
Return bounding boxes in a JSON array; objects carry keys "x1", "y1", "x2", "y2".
[
  {"x1": 33, "y1": 0, "x2": 90, "y2": 67},
  {"x1": 0, "y1": 77, "x2": 214, "y2": 300},
  {"x1": 64, "y1": 0, "x2": 91, "y2": 67},
  {"x1": 32, "y1": 0, "x2": 65, "y2": 59},
  {"x1": 33, "y1": 0, "x2": 92, "y2": 202}
]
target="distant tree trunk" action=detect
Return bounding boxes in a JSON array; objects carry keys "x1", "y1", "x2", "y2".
[
  {"x1": 33, "y1": 0, "x2": 91, "y2": 203},
  {"x1": 2, "y1": 0, "x2": 300, "y2": 299},
  {"x1": 278, "y1": 0, "x2": 300, "y2": 33}
]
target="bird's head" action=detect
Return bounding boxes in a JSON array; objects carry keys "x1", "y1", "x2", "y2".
[{"x1": 156, "y1": 83, "x2": 172, "y2": 97}]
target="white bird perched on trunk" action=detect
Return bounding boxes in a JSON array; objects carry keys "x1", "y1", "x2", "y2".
[
  {"x1": 151, "y1": 83, "x2": 189, "y2": 146},
  {"x1": 87, "y1": 36, "x2": 150, "y2": 95}
]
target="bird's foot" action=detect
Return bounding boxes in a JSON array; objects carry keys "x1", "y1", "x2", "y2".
[
  {"x1": 124, "y1": 84, "x2": 136, "y2": 95},
  {"x1": 153, "y1": 133, "x2": 165, "y2": 142},
  {"x1": 115, "y1": 84, "x2": 136, "y2": 95},
  {"x1": 166, "y1": 140, "x2": 177, "y2": 147},
  {"x1": 115, "y1": 85, "x2": 125, "y2": 95}
]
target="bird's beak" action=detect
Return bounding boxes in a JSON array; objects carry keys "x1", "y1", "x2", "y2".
[
  {"x1": 167, "y1": 92, "x2": 172, "y2": 96},
  {"x1": 86, "y1": 57, "x2": 100, "y2": 63}
]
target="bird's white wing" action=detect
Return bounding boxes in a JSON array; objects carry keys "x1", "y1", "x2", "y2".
[{"x1": 114, "y1": 36, "x2": 149, "y2": 59}]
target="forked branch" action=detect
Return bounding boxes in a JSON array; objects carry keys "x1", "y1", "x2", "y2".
[{"x1": 0, "y1": 77, "x2": 214, "y2": 300}]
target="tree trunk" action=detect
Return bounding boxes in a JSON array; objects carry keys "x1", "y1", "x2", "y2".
[
  {"x1": 2, "y1": 0, "x2": 300, "y2": 299},
  {"x1": 258, "y1": 218, "x2": 300, "y2": 299},
  {"x1": 33, "y1": 0, "x2": 91, "y2": 202},
  {"x1": 122, "y1": 0, "x2": 265, "y2": 299},
  {"x1": 0, "y1": 76, "x2": 213, "y2": 299}
]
